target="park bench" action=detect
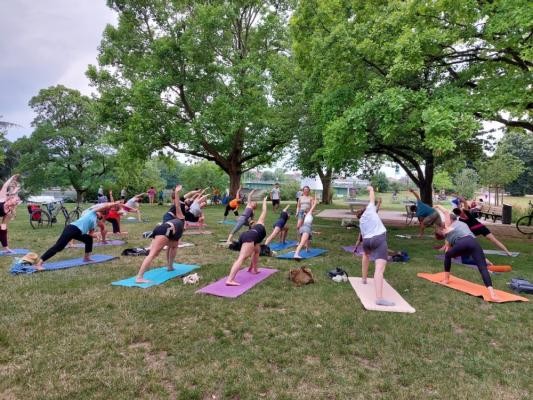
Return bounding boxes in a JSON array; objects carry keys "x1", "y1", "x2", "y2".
[{"x1": 479, "y1": 204, "x2": 502, "y2": 222}]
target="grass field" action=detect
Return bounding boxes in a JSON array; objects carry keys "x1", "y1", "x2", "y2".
[{"x1": 1, "y1": 202, "x2": 532, "y2": 399}]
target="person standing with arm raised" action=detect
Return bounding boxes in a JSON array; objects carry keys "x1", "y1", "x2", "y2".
[{"x1": 354, "y1": 186, "x2": 395, "y2": 306}]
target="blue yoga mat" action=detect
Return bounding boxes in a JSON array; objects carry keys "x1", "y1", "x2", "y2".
[
  {"x1": 12, "y1": 254, "x2": 117, "y2": 274},
  {"x1": 276, "y1": 248, "x2": 327, "y2": 259},
  {"x1": 111, "y1": 264, "x2": 200, "y2": 288},
  {"x1": 269, "y1": 240, "x2": 298, "y2": 251},
  {"x1": 0, "y1": 249, "x2": 30, "y2": 256},
  {"x1": 217, "y1": 220, "x2": 236, "y2": 225}
]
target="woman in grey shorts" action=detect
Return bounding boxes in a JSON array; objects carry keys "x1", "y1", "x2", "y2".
[
  {"x1": 293, "y1": 197, "x2": 318, "y2": 259},
  {"x1": 225, "y1": 189, "x2": 256, "y2": 244},
  {"x1": 354, "y1": 186, "x2": 394, "y2": 306}
]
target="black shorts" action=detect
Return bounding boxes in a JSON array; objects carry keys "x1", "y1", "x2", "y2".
[
  {"x1": 472, "y1": 225, "x2": 491, "y2": 237},
  {"x1": 272, "y1": 199, "x2": 280, "y2": 206},
  {"x1": 0, "y1": 203, "x2": 5, "y2": 217},
  {"x1": 152, "y1": 220, "x2": 183, "y2": 241},
  {"x1": 184, "y1": 211, "x2": 199, "y2": 223}
]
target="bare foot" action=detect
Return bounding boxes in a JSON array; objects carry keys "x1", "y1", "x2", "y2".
[
  {"x1": 248, "y1": 267, "x2": 259, "y2": 274},
  {"x1": 440, "y1": 279, "x2": 450, "y2": 284},
  {"x1": 361, "y1": 278, "x2": 367, "y2": 284},
  {"x1": 293, "y1": 254, "x2": 302, "y2": 260},
  {"x1": 225, "y1": 280, "x2": 241, "y2": 286},
  {"x1": 34, "y1": 263, "x2": 45, "y2": 271},
  {"x1": 2, "y1": 247, "x2": 13, "y2": 253},
  {"x1": 167, "y1": 267, "x2": 175, "y2": 272},
  {"x1": 83, "y1": 257, "x2": 93, "y2": 263},
  {"x1": 135, "y1": 278, "x2": 152, "y2": 284}
]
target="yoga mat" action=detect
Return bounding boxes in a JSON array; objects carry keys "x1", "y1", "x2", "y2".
[
  {"x1": 417, "y1": 272, "x2": 528, "y2": 303},
  {"x1": 395, "y1": 234, "x2": 434, "y2": 239},
  {"x1": 185, "y1": 222, "x2": 207, "y2": 228},
  {"x1": 348, "y1": 277, "x2": 416, "y2": 313},
  {"x1": 435, "y1": 254, "x2": 477, "y2": 269},
  {"x1": 196, "y1": 267, "x2": 278, "y2": 298},
  {"x1": 39, "y1": 254, "x2": 117, "y2": 273},
  {"x1": 70, "y1": 240, "x2": 125, "y2": 248},
  {"x1": 482, "y1": 249, "x2": 520, "y2": 257},
  {"x1": 269, "y1": 240, "x2": 298, "y2": 251},
  {"x1": 183, "y1": 230, "x2": 212, "y2": 235},
  {"x1": 111, "y1": 264, "x2": 200, "y2": 288},
  {"x1": 276, "y1": 248, "x2": 327, "y2": 259},
  {"x1": 341, "y1": 245, "x2": 364, "y2": 255},
  {"x1": 0, "y1": 249, "x2": 30, "y2": 256},
  {"x1": 217, "y1": 220, "x2": 236, "y2": 225}
]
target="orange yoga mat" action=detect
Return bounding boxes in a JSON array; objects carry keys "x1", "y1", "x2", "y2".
[
  {"x1": 488, "y1": 265, "x2": 512, "y2": 273},
  {"x1": 417, "y1": 272, "x2": 528, "y2": 303}
]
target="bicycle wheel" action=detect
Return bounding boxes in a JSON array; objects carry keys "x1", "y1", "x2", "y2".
[
  {"x1": 30, "y1": 210, "x2": 51, "y2": 229},
  {"x1": 67, "y1": 209, "x2": 80, "y2": 225},
  {"x1": 516, "y1": 215, "x2": 533, "y2": 235}
]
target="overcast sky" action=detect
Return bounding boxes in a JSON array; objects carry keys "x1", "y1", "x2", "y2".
[{"x1": 0, "y1": 0, "x2": 116, "y2": 141}]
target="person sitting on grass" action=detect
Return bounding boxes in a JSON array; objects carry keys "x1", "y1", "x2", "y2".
[
  {"x1": 353, "y1": 186, "x2": 395, "y2": 306},
  {"x1": 434, "y1": 205, "x2": 499, "y2": 301},
  {"x1": 264, "y1": 205, "x2": 291, "y2": 247},
  {"x1": 408, "y1": 188, "x2": 442, "y2": 237},
  {"x1": 226, "y1": 196, "x2": 268, "y2": 286},
  {"x1": 135, "y1": 185, "x2": 185, "y2": 284},
  {"x1": 293, "y1": 196, "x2": 318, "y2": 260},
  {"x1": 34, "y1": 201, "x2": 123, "y2": 270}
]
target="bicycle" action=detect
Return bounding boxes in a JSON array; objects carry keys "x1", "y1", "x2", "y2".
[
  {"x1": 516, "y1": 200, "x2": 533, "y2": 236},
  {"x1": 28, "y1": 200, "x2": 82, "y2": 229}
]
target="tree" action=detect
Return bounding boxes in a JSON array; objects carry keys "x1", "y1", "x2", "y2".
[
  {"x1": 291, "y1": 0, "x2": 530, "y2": 205},
  {"x1": 0, "y1": 116, "x2": 20, "y2": 165},
  {"x1": 433, "y1": 171, "x2": 453, "y2": 192},
  {"x1": 181, "y1": 161, "x2": 229, "y2": 193},
  {"x1": 370, "y1": 171, "x2": 389, "y2": 193},
  {"x1": 494, "y1": 131, "x2": 533, "y2": 195},
  {"x1": 453, "y1": 169, "x2": 479, "y2": 200},
  {"x1": 477, "y1": 155, "x2": 525, "y2": 189},
  {"x1": 88, "y1": 0, "x2": 298, "y2": 197},
  {"x1": 13, "y1": 86, "x2": 112, "y2": 202}
]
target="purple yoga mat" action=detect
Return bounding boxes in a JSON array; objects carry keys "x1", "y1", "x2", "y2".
[
  {"x1": 342, "y1": 245, "x2": 364, "y2": 256},
  {"x1": 196, "y1": 268, "x2": 278, "y2": 298}
]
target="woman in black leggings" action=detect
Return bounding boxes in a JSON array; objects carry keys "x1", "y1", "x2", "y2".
[
  {"x1": 226, "y1": 196, "x2": 268, "y2": 286},
  {"x1": 136, "y1": 185, "x2": 185, "y2": 283},
  {"x1": 435, "y1": 205, "x2": 498, "y2": 301}
]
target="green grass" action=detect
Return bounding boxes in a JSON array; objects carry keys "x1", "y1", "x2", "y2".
[{"x1": 1, "y1": 203, "x2": 532, "y2": 399}]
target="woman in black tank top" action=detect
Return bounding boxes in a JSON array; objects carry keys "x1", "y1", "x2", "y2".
[
  {"x1": 226, "y1": 197, "x2": 268, "y2": 286},
  {"x1": 136, "y1": 186, "x2": 186, "y2": 284}
]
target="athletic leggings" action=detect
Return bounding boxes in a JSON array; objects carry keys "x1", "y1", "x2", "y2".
[
  {"x1": 444, "y1": 236, "x2": 492, "y2": 287},
  {"x1": 107, "y1": 218, "x2": 120, "y2": 233},
  {"x1": 0, "y1": 227, "x2": 7, "y2": 247},
  {"x1": 41, "y1": 225, "x2": 93, "y2": 262},
  {"x1": 224, "y1": 204, "x2": 238, "y2": 217}
]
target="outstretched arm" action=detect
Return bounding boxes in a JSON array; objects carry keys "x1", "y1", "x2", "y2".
[
  {"x1": 408, "y1": 188, "x2": 420, "y2": 201},
  {"x1": 367, "y1": 186, "x2": 375, "y2": 206},
  {"x1": 246, "y1": 189, "x2": 256, "y2": 203},
  {"x1": 283, "y1": 204, "x2": 290, "y2": 212},
  {"x1": 90, "y1": 201, "x2": 122, "y2": 213},
  {"x1": 256, "y1": 197, "x2": 268, "y2": 225},
  {"x1": 173, "y1": 185, "x2": 185, "y2": 220},
  {"x1": 108, "y1": 190, "x2": 114, "y2": 203},
  {"x1": 308, "y1": 196, "x2": 318, "y2": 214}
]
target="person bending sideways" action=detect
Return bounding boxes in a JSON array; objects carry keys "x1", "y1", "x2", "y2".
[
  {"x1": 264, "y1": 205, "x2": 290, "y2": 246},
  {"x1": 434, "y1": 205, "x2": 499, "y2": 301},
  {"x1": 408, "y1": 188, "x2": 442, "y2": 237},
  {"x1": 226, "y1": 197, "x2": 268, "y2": 286},
  {"x1": 354, "y1": 186, "x2": 395, "y2": 306},
  {"x1": 226, "y1": 189, "x2": 257, "y2": 244},
  {"x1": 135, "y1": 185, "x2": 186, "y2": 284},
  {"x1": 35, "y1": 202, "x2": 122, "y2": 270},
  {"x1": 224, "y1": 186, "x2": 242, "y2": 220}
]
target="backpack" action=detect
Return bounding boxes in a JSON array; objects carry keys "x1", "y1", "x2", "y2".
[
  {"x1": 327, "y1": 267, "x2": 348, "y2": 279},
  {"x1": 508, "y1": 278, "x2": 533, "y2": 294},
  {"x1": 289, "y1": 267, "x2": 314, "y2": 286},
  {"x1": 392, "y1": 251, "x2": 410, "y2": 262},
  {"x1": 259, "y1": 244, "x2": 272, "y2": 257},
  {"x1": 121, "y1": 247, "x2": 149, "y2": 256}
]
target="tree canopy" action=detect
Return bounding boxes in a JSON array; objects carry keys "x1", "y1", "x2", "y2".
[
  {"x1": 13, "y1": 85, "x2": 112, "y2": 201},
  {"x1": 88, "y1": 0, "x2": 299, "y2": 196},
  {"x1": 291, "y1": 0, "x2": 532, "y2": 204}
]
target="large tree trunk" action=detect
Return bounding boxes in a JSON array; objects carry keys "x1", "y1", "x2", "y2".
[
  {"x1": 75, "y1": 189, "x2": 86, "y2": 204},
  {"x1": 317, "y1": 167, "x2": 333, "y2": 204},
  {"x1": 419, "y1": 156, "x2": 435, "y2": 206},
  {"x1": 228, "y1": 169, "x2": 242, "y2": 198}
]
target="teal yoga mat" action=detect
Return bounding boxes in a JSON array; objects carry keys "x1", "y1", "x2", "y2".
[
  {"x1": 111, "y1": 264, "x2": 199, "y2": 288},
  {"x1": 269, "y1": 240, "x2": 298, "y2": 251}
]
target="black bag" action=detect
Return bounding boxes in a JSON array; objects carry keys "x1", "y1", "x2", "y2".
[
  {"x1": 327, "y1": 267, "x2": 347, "y2": 279},
  {"x1": 121, "y1": 247, "x2": 149, "y2": 256},
  {"x1": 508, "y1": 278, "x2": 533, "y2": 294},
  {"x1": 260, "y1": 244, "x2": 272, "y2": 257}
]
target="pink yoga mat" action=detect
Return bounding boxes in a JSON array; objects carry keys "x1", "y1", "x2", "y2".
[{"x1": 196, "y1": 267, "x2": 278, "y2": 298}]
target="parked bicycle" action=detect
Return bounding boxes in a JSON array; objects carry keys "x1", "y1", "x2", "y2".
[
  {"x1": 516, "y1": 201, "x2": 533, "y2": 236},
  {"x1": 28, "y1": 200, "x2": 82, "y2": 229}
]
